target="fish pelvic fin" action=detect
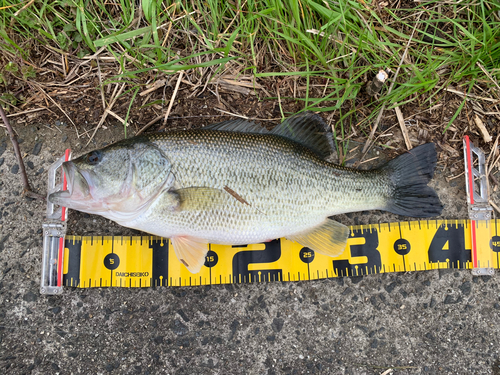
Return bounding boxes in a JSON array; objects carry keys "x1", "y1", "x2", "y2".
[
  {"x1": 171, "y1": 236, "x2": 209, "y2": 274},
  {"x1": 287, "y1": 219, "x2": 350, "y2": 257},
  {"x1": 381, "y1": 143, "x2": 443, "y2": 218}
]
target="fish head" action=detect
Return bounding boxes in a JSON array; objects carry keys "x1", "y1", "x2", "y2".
[{"x1": 49, "y1": 138, "x2": 174, "y2": 220}]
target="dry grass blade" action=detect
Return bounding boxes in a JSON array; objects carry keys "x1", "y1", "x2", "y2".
[
  {"x1": 5, "y1": 107, "x2": 49, "y2": 118},
  {"x1": 214, "y1": 108, "x2": 247, "y2": 119},
  {"x1": 136, "y1": 72, "x2": 184, "y2": 135},
  {"x1": 490, "y1": 199, "x2": 500, "y2": 214},
  {"x1": 106, "y1": 109, "x2": 130, "y2": 127},
  {"x1": 362, "y1": 14, "x2": 421, "y2": 154},
  {"x1": 34, "y1": 84, "x2": 77, "y2": 128},
  {"x1": 161, "y1": 71, "x2": 184, "y2": 128},
  {"x1": 139, "y1": 79, "x2": 167, "y2": 97},
  {"x1": 476, "y1": 61, "x2": 500, "y2": 93},
  {"x1": 443, "y1": 88, "x2": 499, "y2": 103},
  {"x1": 394, "y1": 106, "x2": 412, "y2": 150},
  {"x1": 473, "y1": 114, "x2": 492, "y2": 142},
  {"x1": 86, "y1": 82, "x2": 126, "y2": 146}
]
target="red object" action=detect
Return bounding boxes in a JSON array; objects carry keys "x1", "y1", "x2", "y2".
[
  {"x1": 464, "y1": 136, "x2": 478, "y2": 268},
  {"x1": 57, "y1": 149, "x2": 70, "y2": 287}
]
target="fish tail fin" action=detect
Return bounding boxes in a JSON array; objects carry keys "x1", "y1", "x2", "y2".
[{"x1": 381, "y1": 143, "x2": 443, "y2": 218}]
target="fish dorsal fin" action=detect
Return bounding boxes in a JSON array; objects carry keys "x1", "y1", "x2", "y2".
[
  {"x1": 171, "y1": 236, "x2": 209, "y2": 273},
  {"x1": 287, "y1": 219, "x2": 350, "y2": 257},
  {"x1": 270, "y1": 111, "x2": 335, "y2": 158},
  {"x1": 203, "y1": 119, "x2": 268, "y2": 133}
]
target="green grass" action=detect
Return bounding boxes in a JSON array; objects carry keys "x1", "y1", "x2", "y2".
[{"x1": 1, "y1": 0, "x2": 499, "y2": 140}]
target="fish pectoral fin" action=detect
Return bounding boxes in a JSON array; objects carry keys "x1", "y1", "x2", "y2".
[
  {"x1": 175, "y1": 187, "x2": 228, "y2": 211},
  {"x1": 287, "y1": 219, "x2": 350, "y2": 257},
  {"x1": 176, "y1": 187, "x2": 251, "y2": 211},
  {"x1": 171, "y1": 236, "x2": 209, "y2": 274}
]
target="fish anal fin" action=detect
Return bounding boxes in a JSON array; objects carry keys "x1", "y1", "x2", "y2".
[
  {"x1": 171, "y1": 236, "x2": 209, "y2": 273},
  {"x1": 287, "y1": 219, "x2": 350, "y2": 257}
]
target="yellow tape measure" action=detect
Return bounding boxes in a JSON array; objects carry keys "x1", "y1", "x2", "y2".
[{"x1": 62, "y1": 219, "x2": 499, "y2": 288}]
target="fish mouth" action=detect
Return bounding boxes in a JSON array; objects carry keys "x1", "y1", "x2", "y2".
[{"x1": 48, "y1": 162, "x2": 92, "y2": 210}]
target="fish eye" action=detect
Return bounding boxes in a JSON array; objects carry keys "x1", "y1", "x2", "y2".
[{"x1": 87, "y1": 150, "x2": 102, "y2": 165}]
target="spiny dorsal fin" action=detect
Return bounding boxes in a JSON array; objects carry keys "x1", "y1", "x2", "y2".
[
  {"x1": 270, "y1": 111, "x2": 335, "y2": 159},
  {"x1": 203, "y1": 118, "x2": 268, "y2": 133}
]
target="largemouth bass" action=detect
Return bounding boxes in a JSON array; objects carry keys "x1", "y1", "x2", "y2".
[{"x1": 49, "y1": 112, "x2": 442, "y2": 273}]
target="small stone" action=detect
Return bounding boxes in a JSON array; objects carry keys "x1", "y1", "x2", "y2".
[
  {"x1": 51, "y1": 306, "x2": 61, "y2": 314},
  {"x1": 444, "y1": 295, "x2": 459, "y2": 304},
  {"x1": 26, "y1": 161, "x2": 34, "y2": 169},
  {"x1": 11, "y1": 164, "x2": 19, "y2": 174},
  {"x1": 0, "y1": 158, "x2": 4, "y2": 167},
  {"x1": 350, "y1": 276, "x2": 363, "y2": 284},
  {"x1": 385, "y1": 281, "x2": 398, "y2": 293},
  {"x1": 429, "y1": 297, "x2": 437, "y2": 308},
  {"x1": 32, "y1": 142, "x2": 43, "y2": 156},
  {"x1": 0, "y1": 141, "x2": 6, "y2": 157},
  {"x1": 62, "y1": 135, "x2": 68, "y2": 143},
  {"x1": 171, "y1": 319, "x2": 188, "y2": 336},
  {"x1": 153, "y1": 336, "x2": 163, "y2": 344},
  {"x1": 459, "y1": 281, "x2": 471, "y2": 296},
  {"x1": 177, "y1": 309, "x2": 190, "y2": 322},
  {"x1": 271, "y1": 318, "x2": 284, "y2": 333},
  {"x1": 55, "y1": 120, "x2": 61, "y2": 126},
  {"x1": 23, "y1": 291, "x2": 38, "y2": 303}
]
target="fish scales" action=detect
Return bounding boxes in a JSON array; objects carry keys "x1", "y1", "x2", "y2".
[{"x1": 132, "y1": 130, "x2": 389, "y2": 244}]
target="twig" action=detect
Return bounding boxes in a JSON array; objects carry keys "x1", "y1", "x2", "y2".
[
  {"x1": 362, "y1": 15, "x2": 421, "y2": 154},
  {"x1": 0, "y1": 105, "x2": 45, "y2": 200}
]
